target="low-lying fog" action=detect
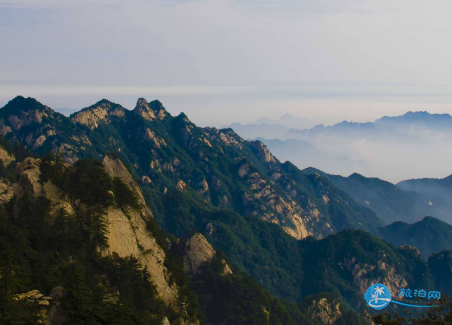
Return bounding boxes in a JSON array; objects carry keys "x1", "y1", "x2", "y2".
[{"x1": 227, "y1": 112, "x2": 452, "y2": 183}]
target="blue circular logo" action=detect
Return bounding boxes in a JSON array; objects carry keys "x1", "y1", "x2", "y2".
[{"x1": 364, "y1": 283, "x2": 392, "y2": 310}]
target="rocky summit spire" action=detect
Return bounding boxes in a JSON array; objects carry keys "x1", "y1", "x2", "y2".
[
  {"x1": 149, "y1": 100, "x2": 167, "y2": 120},
  {"x1": 133, "y1": 98, "x2": 156, "y2": 121},
  {"x1": 133, "y1": 98, "x2": 168, "y2": 120}
]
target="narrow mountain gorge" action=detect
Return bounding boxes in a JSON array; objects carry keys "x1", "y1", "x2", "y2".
[{"x1": 1, "y1": 96, "x2": 452, "y2": 324}]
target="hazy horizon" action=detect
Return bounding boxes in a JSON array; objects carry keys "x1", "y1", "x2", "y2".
[
  {"x1": 1, "y1": 92, "x2": 452, "y2": 129},
  {"x1": 2, "y1": 0, "x2": 452, "y2": 127},
  {"x1": 2, "y1": 0, "x2": 452, "y2": 183}
]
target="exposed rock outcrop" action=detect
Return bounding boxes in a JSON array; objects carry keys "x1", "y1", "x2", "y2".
[
  {"x1": 398, "y1": 245, "x2": 422, "y2": 257},
  {"x1": 176, "y1": 179, "x2": 187, "y2": 192},
  {"x1": 339, "y1": 256, "x2": 408, "y2": 296},
  {"x1": 0, "y1": 147, "x2": 14, "y2": 166},
  {"x1": 141, "y1": 175, "x2": 152, "y2": 185},
  {"x1": 183, "y1": 233, "x2": 232, "y2": 276},
  {"x1": 13, "y1": 156, "x2": 191, "y2": 320},
  {"x1": 102, "y1": 155, "x2": 150, "y2": 216},
  {"x1": 71, "y1": 100, "x2": 126, "y2": 129},
  {"x1": 13, "y1": 288, "x2": 65, "y2": 325},
  {"x1": 249, "y1": 140, "x2": 277, "y2": 165},
  {"x1": 0, "y1": 179, "x2": 15, "y2": 203},
  {"x1": 134, "y1": 98, "x2": 156, "y2": 121},
  {"x1": 238, "y1": 162, "x2": 311, "y2": 240},
  {"x1": 144, "y1": 128, "x2": 167, "y2": 148},
  {"x1": 306, "y1": 297, "x2": 342, "y2": 325}
]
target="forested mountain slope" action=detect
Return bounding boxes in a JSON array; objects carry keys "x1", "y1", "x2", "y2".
[
  {"x1": 2, "y1": 142, "x2": 359, "y2": 324},
  {"x1": 0, "y1": 96, "x2": 383, "y2": 240},
  {"x1": 4, "y1": 96, "x2": 452, "y2": 324},
  {"x1": 379, "y1": 217, "x2": 452, "y2": 259}
]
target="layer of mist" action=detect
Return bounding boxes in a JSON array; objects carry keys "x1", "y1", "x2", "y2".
[{"x1": 227, "y1": 111, "x2": 452, "y2": 183}]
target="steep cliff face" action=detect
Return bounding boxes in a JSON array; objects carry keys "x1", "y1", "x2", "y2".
[
  {"x1": 13, "y1": 156, "x2": 199, "y2": 324},
  {"x1": 100, "y1": 155, "x2": 180, "y2": 307},
  {"x1": 183, "y1": 233, "x2": 232, "y2": 276}
]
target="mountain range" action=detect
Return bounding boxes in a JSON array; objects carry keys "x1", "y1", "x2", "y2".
[
  {"x1": 289, "y1": 111, "x2": 452, "y2": 140},
  {"x1": 228, "y1": 111, "x2": 452, "y2": 142},
  {"x1": 226, "y1": 111, "x2": 452, "y2": 182},
  {"x1": 1, "y1": 96, "x2": 452, "y2": 324}
]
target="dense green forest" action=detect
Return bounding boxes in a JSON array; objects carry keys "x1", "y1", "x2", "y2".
[
  {"x1": 0, "y1": 149, "x2": 369, "y2": 324},
  {"x1": 0, "y1": 156, "x2": 170, "y2": 324},
  {"x1": 379, "y1": 217, "x2": 452, "y2": 258}
]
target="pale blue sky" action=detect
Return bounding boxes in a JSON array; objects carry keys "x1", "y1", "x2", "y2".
[{"x1": 1, "y1": 0, "x2": 452, "y2": 126}]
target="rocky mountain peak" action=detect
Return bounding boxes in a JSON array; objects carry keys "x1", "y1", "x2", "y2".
[
  {"x1": 306, "y1": 297, "x2": 342, "y2": 325},
  {"x1": 71, "y1": 99, "x2": 126, "y2": 129},
  {"x1": 149, "y1": 100, "x2": 167, "y2": 119},
  {"x1": 133, "y1": 98, "x2": 157, "y2": 121},
  {"x1": 2, "y1": 96, "x2": 50, "y2": 114},
  {"x1": 0, "y1": 96, "x2": 56, "y2": 135},
  {"x1": 248, "y1": 140, "x2": 278, "y2": 165}
]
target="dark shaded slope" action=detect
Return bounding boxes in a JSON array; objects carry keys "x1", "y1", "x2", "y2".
[
  {"x1": 379, "y1": 217, "x2": 452, "y2": 259},
  {"x1": 303, "y1": 168, "x2": 434, "y2": 224}
]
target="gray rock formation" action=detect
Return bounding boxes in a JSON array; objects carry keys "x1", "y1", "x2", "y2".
[{"x1": 183, "y1": 233, "x2": 232, "y2": 276}]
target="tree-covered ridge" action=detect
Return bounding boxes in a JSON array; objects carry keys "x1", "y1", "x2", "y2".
[
  {"x1": 379, "y1": 217, "x2": 452, "y2": 259},
  {"x1": 0, "y1": 96, "x2": 383, "y2": 241},
  {"x1": 302, "y1": 167, "x2": 434, "y2": 225}
]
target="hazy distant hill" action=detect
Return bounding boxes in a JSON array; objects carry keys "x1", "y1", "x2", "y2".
[
  {"x1": 375, "y1": 111, "x2": 452, "y2": 130},
  {"x1": 228, "y1": 111, "x2": 452, "y2": 182},
  {"x1": 290, "y1": 111, "x2": 452, "y2": 140},
  {"x1": 379, "y1": 217, "x2": 452, "y2": 258},
  {"x1": 302, "y1": 167, "x2": 435, "y2": 224},
  {"x1": 397, "y1": 175, "x2": 452, "y2": 222},
  {"x1": 397, "y1": 174, "x2": 452, "y2": 194},
  {"x1": 230, "y1": 111, "x2": 452, "y2": 142}
]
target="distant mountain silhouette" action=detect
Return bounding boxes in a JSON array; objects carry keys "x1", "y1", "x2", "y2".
[
  {"x1": 397, "y1": 175, "x2": 452, "y2": 223},
  {"x1": 289, "y1": 111, "x2": 452, "y2": 140}
]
